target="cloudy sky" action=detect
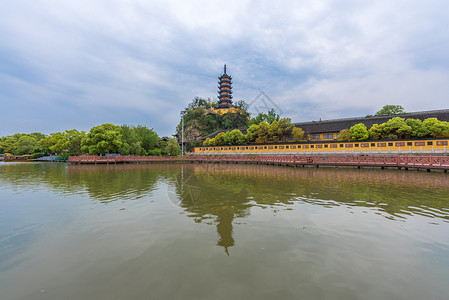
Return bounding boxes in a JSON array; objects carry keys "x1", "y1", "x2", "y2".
[{"x1": 1, "y1": 0, "x2": 448, "y2": 137}]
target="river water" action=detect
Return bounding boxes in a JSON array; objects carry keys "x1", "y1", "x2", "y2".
[{"x1": 0, "y1": 162, "x2": 448, "y2": 300}]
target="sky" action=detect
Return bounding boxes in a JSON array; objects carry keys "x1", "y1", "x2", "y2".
[{"x1": 1, "y1": 0, "x2": 449, "y2": 137}]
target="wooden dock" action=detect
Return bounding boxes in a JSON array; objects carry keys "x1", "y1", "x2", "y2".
[{"x1": 68, "y1": 155, "x2": 449, "y2": 171}]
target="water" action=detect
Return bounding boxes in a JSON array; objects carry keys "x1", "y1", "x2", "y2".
[{"x1": 0, "y1": 162, "x2": 448, "y2": 300}]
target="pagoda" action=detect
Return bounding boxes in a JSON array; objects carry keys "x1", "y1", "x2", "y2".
[{"x1": 211, "y1": 64, "x2": 238, "y2": 114}]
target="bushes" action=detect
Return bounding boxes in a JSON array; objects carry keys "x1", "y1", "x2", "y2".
[
  {"x1": 203, "y1": 118, "x2": 304, "y2": 146},
  {"x1": 346, "y1": 118, "x2": 449, "y2": 141}
]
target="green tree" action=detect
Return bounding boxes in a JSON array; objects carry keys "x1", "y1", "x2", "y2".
[
  {"x1": 203, "y1": 138, "x2": 211, "y2": 146},
  {"x1": 268, "y1": 120, "x2": 280, "y2": 140},
  {"x1": 276, "y1": 118, "x2": 294, "y2": 141},
  {"x1": 48, "y1": 132, "x2": 66, "y2": 154},
  {"x1": 369, "y1": 123, "x2": 386, "y2": 140},
  {"x1": 134, "y1": 125, "x2": 160, "y2": 153},
  {"x1": 214, "y1": 132, "x2": 226, "y2": 145},
  {"x1": 375, "y1": 105, "x2": 405, "y2": 116},
  {"x1": 81, "y1": 123, "x2": 122, "y2": 155},
  {"x1": 224, "y1": 131, "x2": 232, "y2": 145},
  {"x1": 16, "y1": 135, "x2": 38, "y2": 155},
  {"x1": 257, "y1": 121, "x2": 269, "y2": 142},
  {"x1": 165, "y1": 138, "x2": 181, "y2": 156},
  {"x1": 187, "y1": 97, "x2": 216, "y2": 109},
  {"x1": 245, "y1": 124, "x2": 259, "y2": 143},
  {"x1": 120, "y1": 125, "x2": 142, "y2": 155},
  {"x1": 292, "y1": 127, "x2": 305, "y2": 141},
  {"x1": 249, "y1": 109, "x2": 280, "y2": 126},
  {"x1": 405, "y1": 119, "x2": 429, "y2": 138},
  {"x1": 350, "y1": 123, "x2": 369, "y2": 140},
  {"x1": 65, "y1": 129, "x2": 85, "y2": 155},
  {"x1": 235, "y1": 100, "x2": 249, "y2": 110},
  {"x1": 228, "y1": 129, "x2": 246, "y2": 145},
  {"x1": 423, "y1": 118, "x2": 449, "y2": 137},
  {"x1": 208, "y1": 138, "x2": 217, "y2": 146},
  {"x1": 384, "y1": 117, "x2": 411, "y2": 139},
  {"x1": 0, "y1": 135, "x2": 18, "y2": 154},
  {"x1": 337, "y1": 129, "x2": 352, "y2": 141},
  {"x1": 31, "y1": 132, "x2": 46, "y2": 141}
]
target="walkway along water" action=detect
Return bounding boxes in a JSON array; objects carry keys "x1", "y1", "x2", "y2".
[{"x1": 68, "y1": 155, "x2": 449, "y2": 172}]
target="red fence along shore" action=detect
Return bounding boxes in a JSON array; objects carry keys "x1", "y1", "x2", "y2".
[{"x1": 68, "y1": 155, "x2": 449, "y2": 170}]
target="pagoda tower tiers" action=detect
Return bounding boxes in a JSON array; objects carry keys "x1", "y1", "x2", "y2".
[
  {"x1": 218, "y1": 64, "x2": 233, "y2": 108},
  {"x1": 211, "y1": 64, "x2": 238, "y2": 114}
]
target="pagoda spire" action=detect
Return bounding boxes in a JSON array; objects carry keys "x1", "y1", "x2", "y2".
[{"x1": 224, "y1": 64, "x2": 227, "y2": 74}]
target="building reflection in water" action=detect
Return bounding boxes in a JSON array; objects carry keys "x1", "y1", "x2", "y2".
[{"x1": 169, "y1": 165, "x2": 254, "y2": 255}]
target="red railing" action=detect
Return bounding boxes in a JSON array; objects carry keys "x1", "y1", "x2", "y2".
[{"x1": 68, "y1": 155, "x2": 449, "y2": 169}]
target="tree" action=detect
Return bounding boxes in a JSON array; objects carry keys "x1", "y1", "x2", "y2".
[
  {"x1": 375, "y1": 105, "x2": 405, "y2": 116},
  {"x1": 350, "y1": 123, "x2": 369, "y2": 140},
  {"x1": 268, "y1": 120, "x2": 279, "y2": 140},
  {"x1": 337, "y1": 129, "x2": 352, "y2": 141},
  {"x1": 81, "y1": 123, "x2": 122, "y2": 155},
  {"x1": 384, "y1": 117, "x2": 411, "y2": 139},
  {"x1": 228, "y1": 129, "x2": 246, "y2": 145},
  {"x1": 16, "y1": 135, "x2": 38, "y2": 155},
  {"x1": 292, "y1": 127, "x2": 305, "y2": 141},
  {"x1": 208, "y1": 138, "x2": 217, "y2": 146},
  {"x1": 41, "y1": 130, "x2": 86, "y2": 155},
  {"x1": 120, "y1": 125, "x2": 142, "y2": 155},
  {"x1": 235, "y1": 100, "x2": 249, "y2": 110},
  {"x1": 0, "y1": 136, "x2": 16, "y2": 154},
  {"x1": 65, "y1": 129, "x2": 85, "y2": 155},
  {"x1": 423, "y1": 118, "x2": 449, "y2": 137},
  {"x1": 276, "y1": 118, "x2": 294, "y2": 141},
  {"x1": 368, "y1": 123, "x2": 386, "y2": 140},
  {"x1": 257, "y1": 121, "x2": 269, "y2": 142},
  {"x1": 203, "y1": 138, "x2": 211, "y2": 146},
  {"x1": 248, "y1": 109, "x2": 280, "y2": 126},
  {"x1": 165, "y1": 138, "x2": 181, "y2": 156},
  {"x1": 214, "y1": 132, "x2": 226, "y2": 145},
  {"x1": 405, "y1": 119, "x2": 429, "y2": 138},
  {"x1": 224, "y1": 131, "x2": 232, "y2": 145},
  {"x1": 48, "y1": 132, "x2": 66, "y2": 154},
  {"x1": 134, "y1": 125, "x2": 160, "y2": 153},
  {"x1": 245, "y1": 124, "x2": 258, "y2": 143},
  {"x1": 187, "y1": 97, "x2": 216, "y2": 109}
]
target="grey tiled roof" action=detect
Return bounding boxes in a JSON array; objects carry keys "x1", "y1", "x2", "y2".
[{"x1": 294, "y1": 109, "x2": 449, "y2": 134}]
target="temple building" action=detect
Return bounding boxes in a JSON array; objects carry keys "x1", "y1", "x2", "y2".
[{"x1": 210, "y1": 64, "x2": 239, "y2": 114}]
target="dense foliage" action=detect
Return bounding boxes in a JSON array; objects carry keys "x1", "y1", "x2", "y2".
[
  {"x1": 0, "y1": 133, "x2": 45, "y2": 156},
  {"x1": 375, "y1": 105, "x2": 405, "y2": 116},
  {"x1": 1, "y1": 123, "x2": 179, "y2": 157},
  {"x1": 338, "y1": 117, "x2": 449, "y2": 141},
  {"x1": 203, "y1": 118, "x2": 304, "y2": 146},
  {"x1": 177, "y1": 98, "x2": 285, "y2": 150},
  {"x1": 248, "y1": 109, "x2": 280, "y2": 126}
]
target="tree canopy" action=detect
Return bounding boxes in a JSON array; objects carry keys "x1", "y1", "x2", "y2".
[
  {"x1": 248, "y1": 109, "x2": 280, "y2": 126},
  {"x1": 345, "y1": 117, "x2": 449, "y2": 141},
  {"x1": 375, "y1": 105, "x2": 405, "y2": 116},
  {"x1": 203, "y1": 117, "x2": 304, "y2": 146},
  {"x1": 81, "y1": 124, "x2": 123, "y2": 155}
]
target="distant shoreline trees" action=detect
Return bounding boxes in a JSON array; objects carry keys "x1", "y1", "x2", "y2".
[{"x1": 1, "y1": 123, "x2": 180, "y2": 157}]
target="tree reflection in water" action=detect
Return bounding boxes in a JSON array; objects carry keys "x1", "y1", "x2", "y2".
[{"x1": 165, "y1": 163, "x2": 449, "y2": 254}]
